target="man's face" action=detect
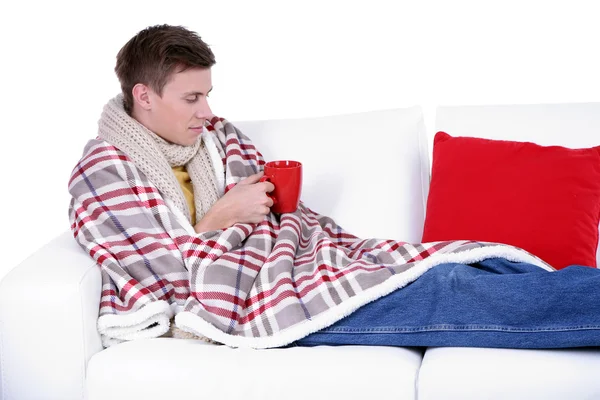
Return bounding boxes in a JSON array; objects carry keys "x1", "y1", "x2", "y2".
[{"x1": 145, "y1": 67, "x2": 213, "y2": 146}]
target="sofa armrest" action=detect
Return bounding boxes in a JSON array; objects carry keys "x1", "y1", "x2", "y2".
[{"x1": 0, "y1": 230, "x2": 103, "y2": 400}]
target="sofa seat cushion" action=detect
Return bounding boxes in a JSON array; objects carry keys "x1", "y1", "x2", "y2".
[
  {"x1": 418, "y1": 347, "x2": 600, "y2": 399},
  {"x1": 85, "y1": 338, "x2": 423, "y2": 400}
]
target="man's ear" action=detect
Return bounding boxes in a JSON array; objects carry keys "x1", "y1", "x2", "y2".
[{"x1": 132, "y1": 83, "x2": 152, "y2": 111}]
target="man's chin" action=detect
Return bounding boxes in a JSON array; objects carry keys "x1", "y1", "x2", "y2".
[{"x1": 182, "y1": 137, "x2": 201, "y2": 147}]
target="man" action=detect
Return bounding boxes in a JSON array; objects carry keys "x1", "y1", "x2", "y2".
[{"x1": 71, "y1": 24, "x2": 278, "y2": 344}]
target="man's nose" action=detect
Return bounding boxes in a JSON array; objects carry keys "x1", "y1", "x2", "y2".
[{"x1": 195, "y1": 97, "x2": 212, "y2": 119}]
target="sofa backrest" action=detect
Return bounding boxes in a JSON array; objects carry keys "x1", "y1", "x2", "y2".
[
  {"x1": 434, "y1": 102, "x2": 600, "y2": 267},
  {"x1": 434, "y1": 103, "x2": 600, "y2": 148},
  {"x1": 233, "y1": 107, "x2": 430, "y2": 243}
]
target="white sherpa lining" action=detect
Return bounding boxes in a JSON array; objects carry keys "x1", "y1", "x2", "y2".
[
  {"x1": 97, "y1": 300, "x2": 173, "y2": 347},
  {"x1": 202, "y1": 127, "x2": 226, "y2": 197},
  {"x1": 165, "y1": 198, "x2": 197, "y2": 235}
]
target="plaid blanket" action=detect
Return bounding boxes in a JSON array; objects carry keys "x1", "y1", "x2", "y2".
[{"x1": 68, "y1": 116, "x2": 552, "y2": 348}]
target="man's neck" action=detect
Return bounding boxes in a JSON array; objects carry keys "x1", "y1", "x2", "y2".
[{"x1": 131, "y1": 108, "x2": 151, "y2": 130}]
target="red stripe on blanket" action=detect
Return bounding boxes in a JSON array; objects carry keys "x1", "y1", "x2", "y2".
[
  {"x1": 224, "y1": 149, "x2": 260, "y2": 161},
  {"x1": 122, "y1": 278, "x2": 152, "y2": 300},
  {"x1": 68, "y1": 146, "x2": 126, "y2": 185},
  {"x1": 406, "y1": 242, "x2": 454, "y2": 263},
  {"x1": 112, "y1": 241, "x2": 179, "y2": 260},
  {"x1": 104, "y1": 232, "x2": 173, "y2": 247},
  {"x1": 241, "y1": 289, "x2": 303, "y2": 324},
  {"x1": 70, "y1": 154, "x2": 130, "y2": 186}
]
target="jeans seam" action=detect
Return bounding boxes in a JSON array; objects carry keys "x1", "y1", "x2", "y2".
[{"x1": 315, "y1": 324, "x2": 600, "y2": 333}]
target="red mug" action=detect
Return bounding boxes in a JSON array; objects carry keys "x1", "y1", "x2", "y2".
[{"x1": 259, "y1": 160, "x2": 303, "y2": 214}]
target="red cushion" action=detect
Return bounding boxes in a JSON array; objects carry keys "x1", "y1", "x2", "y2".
[{"x1": 422, "y1": 131, "x2": 600, "y2": 269}]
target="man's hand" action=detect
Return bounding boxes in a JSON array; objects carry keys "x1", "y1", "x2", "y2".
[{"x1": 193, "y1": 172, "x2": 275, "y2": 233}]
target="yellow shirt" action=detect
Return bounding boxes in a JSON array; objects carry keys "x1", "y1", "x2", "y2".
[{"x1": 172, "y1": 165, "x2": 196, "y2": 225}]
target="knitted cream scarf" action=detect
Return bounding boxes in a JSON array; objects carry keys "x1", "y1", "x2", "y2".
[{"x1": 97, "y1": 94, "x2": 220, "y2": 225}]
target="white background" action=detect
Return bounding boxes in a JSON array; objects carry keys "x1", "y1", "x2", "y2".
[{"x1": 0, "y1": 0, "x2": 598, "y2": 281}]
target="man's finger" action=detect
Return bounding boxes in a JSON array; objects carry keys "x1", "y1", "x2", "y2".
[
  {"x1": 264, "y1": 182, "x2": 275, "y2": 193},
  {"x1": 239, "y1": 171, "x2": 264, "y2": 185},
  {"x1": 265, "y1": 196, "x2": 274, "y2": 207}
]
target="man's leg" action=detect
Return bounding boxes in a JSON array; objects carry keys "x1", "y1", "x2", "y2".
[{"x1": 293, "y1": 258, "x2": 600, "y2": 349}]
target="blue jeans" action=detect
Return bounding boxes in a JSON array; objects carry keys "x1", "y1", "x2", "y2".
[{"x1": 289, "y1": 258, "x2": 600, "y2": 349}]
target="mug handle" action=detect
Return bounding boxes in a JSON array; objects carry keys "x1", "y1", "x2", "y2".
[{"x1": 259, "y1": 175, "x2": 278, "y2": 205}]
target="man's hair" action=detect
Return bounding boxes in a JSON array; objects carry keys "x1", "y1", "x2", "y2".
[{"x1": 115, "y1": 24, "x2": 216, "y2": 115}]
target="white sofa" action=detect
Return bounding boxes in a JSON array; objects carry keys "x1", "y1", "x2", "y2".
[{"x1": 1, "y1": 103, "x2": 600, "y2": 400}]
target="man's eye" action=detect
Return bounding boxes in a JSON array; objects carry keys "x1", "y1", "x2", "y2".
[{"x1": 186, "y1": 96, "x2": 198, "y2": 103}]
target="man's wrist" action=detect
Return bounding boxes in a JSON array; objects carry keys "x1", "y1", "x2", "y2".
[{"x1": 194, "y1": 208, "x2": 233, "y2": 233}]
